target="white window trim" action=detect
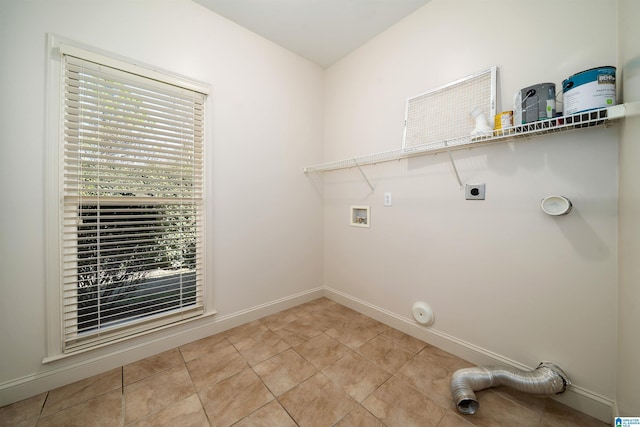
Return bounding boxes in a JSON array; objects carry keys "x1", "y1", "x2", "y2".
[{"x1": 45, "y1": 34, "x2": 213, "y2": 361}]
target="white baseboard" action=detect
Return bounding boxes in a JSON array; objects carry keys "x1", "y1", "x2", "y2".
[
  {"x1": 323, "y1": 287, "x2": 615, "y2": 424},
  {"x1": 0, "y1": 287, "x2": 323, "y2": 407},
  {"x1": 612, "y1": 401, "x2": 620, "y2": 420}
]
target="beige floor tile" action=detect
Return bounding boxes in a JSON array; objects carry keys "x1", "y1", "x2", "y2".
[
  {"x1": 260, "y1": 306, "x2": 310, "y2": 331},
  {"x1": 186, "y1": 343, "x2": 248, "y2": 391},
  {"x1": 224, "y1": 320, "x2": 270, "y2": 345},
  {"x1": 124, "y1": 363, "x2": 195, "y2": 424},
  {"x1": 540, "y1": 398, "x2": 608, "y2": 427},
  {"x1": 293, "y1": 298, "x2": 327, "y2": 313},
  {"x1": 232, "y1": 329, "x2": 290, "y2": 366},
  {"x1": 418, "y1": 345, "x2": 475, "y2": 375},
  {"x1": 306, "y1": 310, "x2": 349, "y2": 331},
  {"x1": 297, "y1": 297, "x2": 346, "y2": 314},
  {"x1": 199, "y1": 368, "x2": 274, "y2": 427},
  {"x1": 490, "y1": 385, "x2": 548, "y2": 414},
  {"x1": 179, "y1": 332, "x2": 230, "y2": 363},
  {"x1": 395, "y1": 350, "x2": 455, "y2": 408},
  {"x1": 233, "y1": 400, "x2": 297, "y2": 427},
  {"x1": 0, "y1": 392, "x2": 46, "y2": 427},
  {"x1": 126, "y1": 394, "x2": 208, "y2": 427},
  {"x1": 41, "y1": 368, "x2": 122, "y2": 417},
  {"x1": 294, "y1": 333, "x2": 350, "y2": 370},
  {"x1": 304, "y1": 302, "x2": 360, "y2": 331},
  {"x1": 325, "y1": 316, "x2": 387, "y2": 349},
  {"x1": 351, "y1": 313, "x2": 387, "y2": 328},
  {"x1": 270, "y1": 316, "x2": 323, "y2": 347},
  {"x1": 462, "y1": 389, "x2": 542, "y2": 427},
  {"x1": 356, "y1": 335, "x2": 415, "y2": 374},
  {"x1": 37, "y1": 389, "x2": 122, "y2": 427},
  {"x1": 1, "y1": 417, "x2": 37, "y2": 427},
  {"x1": 362, "y1": 376, "x2": 447, "y2": 427},
  {"x1": 252, "y1": 348, "x2": 317, "y2": 396},
  {"x1": 322, "y1": 351, "x2": 390, "y2": 403},
  {"x1": 335, "y1": 405, "x2": 385, "y2": 427},
  {"x1": 123, "y1": 348, "x2": 184, "y2": 386},
  {"x1": 279, "y1": 373, "x2": 356, "y2": 427},
  {"x1": 437, "y1": 410, "x2": 477, "y2": 427},
  {"x1": 380, "y1": 328, "x2": 428, "y2": 354},
  {"x1": 326, "y1": 301, "x2": 362, "y2": 316}
]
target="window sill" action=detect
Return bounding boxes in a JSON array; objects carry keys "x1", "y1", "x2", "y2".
[{"x1": 42, "y1": 310, "x2": 217, "y2": 364}]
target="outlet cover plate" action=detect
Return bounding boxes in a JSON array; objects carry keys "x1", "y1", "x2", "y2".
[{"x1": 465, "y1": 183, "x2": 486, "y2": 200}]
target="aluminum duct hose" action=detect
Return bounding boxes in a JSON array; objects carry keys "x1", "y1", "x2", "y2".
[{"x1": 451, "y1": 362, "x2": 570, "y2": 415}]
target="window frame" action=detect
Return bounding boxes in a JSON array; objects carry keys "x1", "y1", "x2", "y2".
[{"x1": 45, "y1": 34, "x2": 212, "y2": 360}]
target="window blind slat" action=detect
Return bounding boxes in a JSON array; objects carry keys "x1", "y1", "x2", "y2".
[
  {"x1": 63, "y1": 82, "x2": 204, "y2": 120},
  {"x1": 63, "y1": 95, "x2": 204, "y2": 128},
  {"x1": 64, "y1": 91, "x2": 204, "y2": 125},
  {"x1": 63, "y1": 152, "x2": 202, "y2": 171},
  {"x1": 62, "y1": 226, "x2": 205, "y2": 244},
  {"x1": 63, "y1": 163, "x2": 202, "y2": 178},
  {"x1": 63, "y1": 235, "x2": 204, "y2": 250},
  {"x1": 63, "y1": 135, "x2": 203, "y2": 155},
  {"x1": 64, "y1": 57, "x2": 206, "y2": 104},
  {"x1": 62, "y1": 179, "x2": 202, "y2": 194},
  {"x1": 64, "y1": 103, "x2": 201, "y2": 137},
  {"x1": 63, "y1": 260, "x2": 204, "y2": 282},
  {"x1": 63, "y1": 82, "x2": 204, "y2": 115},
  {"x1": 64, "y1": 115, "x2": 204, "y2": 145},
  {"x1": 62, "y1": 273, "x2": 204, "y2": 303},
  {"x1": 62, "y1": 196, "x2": 203, "y2": 206},
  {"x1": 63, "y1": 142, "x2": 204, "y2": 165},
  {"x1": 64, "y1": 152, "x2": 204, "y2": 167}
]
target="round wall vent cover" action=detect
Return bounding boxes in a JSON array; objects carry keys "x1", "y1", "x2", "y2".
[{"x1": 541, "y1": 195, "x2": 572, "y2": 216}]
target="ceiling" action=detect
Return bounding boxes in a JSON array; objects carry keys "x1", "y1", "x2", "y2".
[{"x1": 194, "y1": 0, "x2": 431, "y2": 68}]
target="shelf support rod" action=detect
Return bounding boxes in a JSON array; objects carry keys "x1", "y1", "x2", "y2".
[
  {"x1": 448, "y1": 151, "x2": 463, "y2": 189},
  {"x1": 353, "y1": 159, "x2": 375, "y2": 191},
  {"x1": 445, "y1": 142, "x2": 463, "y2": 189}
]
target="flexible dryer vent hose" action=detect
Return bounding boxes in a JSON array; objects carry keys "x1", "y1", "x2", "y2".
[{"x1": 450, "y1": 362, "x2": 570, "y2": 415}]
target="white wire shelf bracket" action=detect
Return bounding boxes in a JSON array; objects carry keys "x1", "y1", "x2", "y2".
[{"x1": 303, "y1": 104, "x2": 628, "y2": 174}]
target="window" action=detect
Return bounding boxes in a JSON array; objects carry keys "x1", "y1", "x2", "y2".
[{"x1": 53, "y1": 42, "x2": 208, "y2": 353}]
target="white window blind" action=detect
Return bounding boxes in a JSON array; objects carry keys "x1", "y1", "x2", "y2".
[{"x1": 61, "y1": 53, "x2": 206, "y2": 352}]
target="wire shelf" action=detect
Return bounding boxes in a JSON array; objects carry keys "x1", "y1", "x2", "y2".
[{"x1": 303, "y1": 104, "x2": 627, "y2": 173}]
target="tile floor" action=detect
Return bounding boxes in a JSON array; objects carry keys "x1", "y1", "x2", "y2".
[{"x1": 0, "y1": 298, "x2": 608, "y2": 427}]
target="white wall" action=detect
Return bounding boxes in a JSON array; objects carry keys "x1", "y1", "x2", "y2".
[
  {"x1": 0, "y1": 0, "x2": 324, "y2": 405},
  {"x1": 617, "y1": 0, "x2": 640, "y2": 416},
  {"x1": 323, "y1": 0, "x2": 619, "y2": 417}
]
